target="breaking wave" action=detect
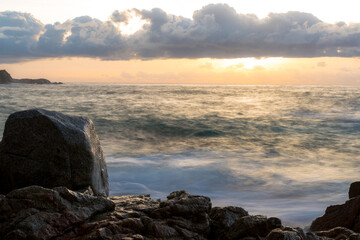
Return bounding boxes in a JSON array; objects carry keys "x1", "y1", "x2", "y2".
[{"x1": 1, "y1": 83, "x2": 360, "y2": 226}]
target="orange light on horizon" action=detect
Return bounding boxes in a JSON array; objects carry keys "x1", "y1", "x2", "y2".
[{"x1": 202, "y1": 57, "x2": 288, "y2": 71}]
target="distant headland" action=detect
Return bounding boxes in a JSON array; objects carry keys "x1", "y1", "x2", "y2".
[{"x1": 0, "y1": 70, "x2": 62, "y2": 84}]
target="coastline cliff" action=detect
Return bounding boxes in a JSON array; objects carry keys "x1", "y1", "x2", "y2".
[{"x1": 0, "y1": 109, "x2": 359, "y2": 240}]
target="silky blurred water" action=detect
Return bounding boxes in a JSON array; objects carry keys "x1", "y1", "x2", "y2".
[{"x1": 1, "y1": 83, "x2": 360, "y2": 227}]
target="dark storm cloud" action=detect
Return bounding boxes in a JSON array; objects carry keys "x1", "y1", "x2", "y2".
[{"x1": 1, "y1": 4, "x2": 360, "y2": 63}]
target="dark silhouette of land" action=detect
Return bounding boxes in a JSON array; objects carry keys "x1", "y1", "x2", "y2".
[{"x1": 0, "y1": 70, "x2": 62, "y2": 84}]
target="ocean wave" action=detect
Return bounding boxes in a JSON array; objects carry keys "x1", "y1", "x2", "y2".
[{"x1": 0, "y1": 83, "x2": 360, "y2": 227}]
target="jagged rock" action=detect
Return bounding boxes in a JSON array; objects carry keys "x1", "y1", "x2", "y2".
[
  {"x1": 349, "y1": 182, "x2": 360, "y2": 199},
  {"x1": 314, "y1": 227, "x2": 360, "y2": 240},
  {"x1": 152, "y1": 190, "x2": 212, "y2": 218},
  {"x1": 151, "y1": 190, "x2": 212, "y2": 239},
  {"x1": 0, "y1": 109, "x2": 109, "y2": 196},
  {"x1": 265, "y1": 227, "x2": 306, "y2": 240},
  {"x1": 310, "y1": 195, "x2": 360, "y2": 232},
  {"x1": 59, "y1": 191, "x2": 212, "y2": 240},
  {"x1": 209, "y1": 206, "x2": 249, "y2": 240},
  {"x1": 0, "y1": 186, "x2": 115, "y2": 240},
  {"x1": 227, "y1": 215, "x2": 282, "y2": 239},
  {"x1": 5, "y1": 186, "x2": 354, "y2": 240}
]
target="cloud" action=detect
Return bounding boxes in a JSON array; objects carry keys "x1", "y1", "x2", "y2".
[
  {"x1": 0, "y1": 11, "x2": 43, "y2": 62},
  {"x1": 2, "y1": 4, "x2": 360, "y2": 63},
  {"x1": 110, "y1": 10, "x2": 130, "y2": 24}
]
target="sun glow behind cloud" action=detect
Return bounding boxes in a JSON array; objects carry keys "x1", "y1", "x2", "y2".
[
  {"x1": 1, "y1": 2, "x2": 360, "y2": 84},
  {"x1": 112, "y1": 11, "x2": 147, "y2": 36}
]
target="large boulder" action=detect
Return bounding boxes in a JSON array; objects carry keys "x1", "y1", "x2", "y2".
[
  {"x1": 0, "y1": 109, "x2": 109, "y2": 196},
  {"x1": 0, "y1": 186, "x2": 115, "y2": 240}
]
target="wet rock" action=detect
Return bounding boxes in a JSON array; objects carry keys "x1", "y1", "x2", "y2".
[
  {"x1": 349, "y1": 182, "x2": 360, "y2": 199},
  {"x1": 0, "y1": 186, "x2": 115, "y2": 240},
  {"x1": 151, "y1": 190, "x2": 212, "y2": 239},
  {"x1": 265, "y1": 227, "x2": 305, "y2": 240},
  {"x1": 209, "y1": 206, "x2": 249, "y2": 240},
  {"x1": 59, "y1": 191, "x2": 212, "y2": 240},
  {"x1": 310, "y1": 196, "x2": 360, "y2": 232},
  {"x1": 0, "y1": 109, "x2": 109, "y2": 196},
  {"x1": 227, "y1": 215, "x2": 282, "y2": 239},
  {"x1": 153, "y1": 190, "x2": 212, "y2": 218}
]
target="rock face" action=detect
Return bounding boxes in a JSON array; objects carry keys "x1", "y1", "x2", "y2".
[
  {"x1": 0, "y1": 186, "x2": 115, "y2": 240},
  {"x1": 310, "y1": 196, "x2": 360, "y2": 232},
  {"x1": 0, "y1": 109, "x2": 109, "y2": 196},
  {"x1": 311, "y1": 181, "x2": 360, "y2": 233},
  {"x1": 349, "y1": 181, "x2": 360, "y2": 199}
]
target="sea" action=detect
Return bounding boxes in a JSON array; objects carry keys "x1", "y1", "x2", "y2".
[{"x1": 1, "y1": 83, "x2": 360, "y2": 227}]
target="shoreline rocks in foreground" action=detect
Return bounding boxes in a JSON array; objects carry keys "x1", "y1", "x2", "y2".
[
  {"x1": 0, "y1": 109, "x2": 360, "y2": 240},
  {"x1": 310, "y1": 181, "x2": 360, "y2": 232},
  {"x1": 2, "y1": 186, "x2": 360, "y2": 240},
  {"x1": 0, "y1": 69, "x2": 62, "y2": 84},
  {"x1": 0, "y1": 109, "x2": 109, "y2": 196}
]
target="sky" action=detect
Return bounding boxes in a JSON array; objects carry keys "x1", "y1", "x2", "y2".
[{"x1": 1, "y1": 0, "x2": 360, "y2": 84}]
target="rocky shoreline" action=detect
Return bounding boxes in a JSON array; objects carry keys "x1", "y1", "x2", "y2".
[{"x1": 0, "y1": 109, "x2": 359, "y2": 240}]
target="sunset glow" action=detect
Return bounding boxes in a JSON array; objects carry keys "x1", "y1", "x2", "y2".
[
  {"x1": 112, "y1": 11, "x2": 148, "y2": 35},
  {"x1": 1, "y1": 1, "x2": 360, "y2": 84},
  {"x1": 212, "y1": 58, "x2": 288, "y2": 70},
  {"x1": 2, "y1": 0, "x2": 360, "y2": 229},
  {"x1": 3, "y1": 57, "x2": 359, "y2": 85}
]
